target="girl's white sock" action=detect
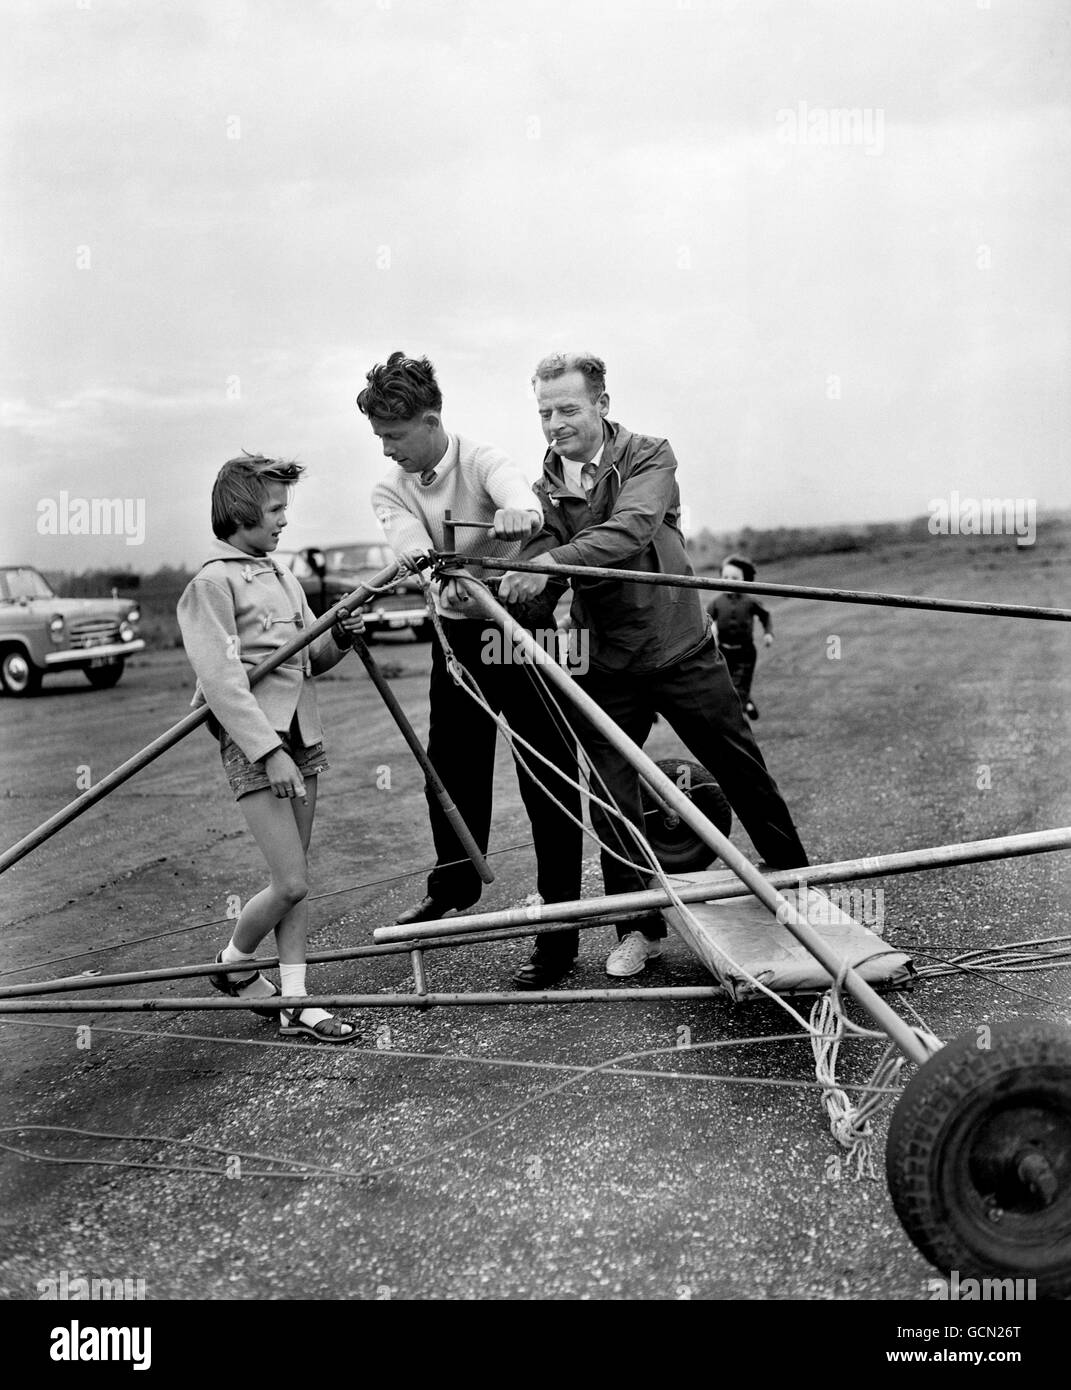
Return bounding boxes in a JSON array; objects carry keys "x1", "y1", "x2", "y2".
[{"x1": 279, "y1": 963, "x2": 331, "y2": 1027}]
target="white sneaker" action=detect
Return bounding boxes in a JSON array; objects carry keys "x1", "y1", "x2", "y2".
[{"x1": 605, "y1": 931, "x2": 663, "y2": 978}]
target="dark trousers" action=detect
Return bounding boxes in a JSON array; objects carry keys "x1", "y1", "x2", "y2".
[
  {"x1": 424, "y1": 618, "x2": 583, "y2": 957},
  {"x1": 719, "y1": 641, "x2": 757, "y2": 702},
  {"x1": 574, "y1": 637, "x2": 808, "y2": 940}
]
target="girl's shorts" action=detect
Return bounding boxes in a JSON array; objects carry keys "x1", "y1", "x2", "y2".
[{"x1": 219, "y1": 725, "x2": 329, "y2": 801}]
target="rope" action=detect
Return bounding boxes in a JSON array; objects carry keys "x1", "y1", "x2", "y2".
[
  {"x1": 421, "y1": 590, "x2": 943, "y2": 1170},
  {"x1": 0, "y1": 844, "x2": 534, "y2": 980},
  {"x1": 0, "y1": 1019, "x2": 908, "y2": 1186},
  {"x1": 808, "y1": 991, "x2": 905, "y2": 1180}
]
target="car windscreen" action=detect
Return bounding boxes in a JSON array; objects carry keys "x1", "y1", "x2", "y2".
[
  {"x1": 325, "y1": 545, "x2": 395, "y2": 572},
  {"x1": 1, "y1": 568, "x2": 56, "y2": 602}
]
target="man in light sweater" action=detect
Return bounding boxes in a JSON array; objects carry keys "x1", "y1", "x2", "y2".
[{"x1": 359, "y1": 351, "x2": 584, "y2": 989}]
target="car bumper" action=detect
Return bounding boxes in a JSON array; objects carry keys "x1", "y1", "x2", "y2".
[
  {"x1": 364, "y1": 608, "x2": 428, "y2": 628},
  {"x1": 44, "y1": 639, "x2": 146, "y2": 667}
]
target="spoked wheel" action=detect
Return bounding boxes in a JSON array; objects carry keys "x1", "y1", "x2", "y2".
[
  {"x1": 639, "y1": 758, "x2": 732, "y2": 872},
  {"x1": 886, "y1": 1018, "x2": 1071, "y2": 1298},
  {"x1": 1, "y1": 649, "x2": 43, "y2": 697}
]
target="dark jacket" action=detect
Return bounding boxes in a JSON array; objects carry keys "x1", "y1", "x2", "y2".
[
  {"x1": 523, "y1": 419, "x2": 707, "y2": 673},
  {"x1": 707, "y1": 592, "x2": 772, "y2": 647}
]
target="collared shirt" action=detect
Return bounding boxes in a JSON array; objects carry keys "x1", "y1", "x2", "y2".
[
  {"x1": 522, "y1": 420, "x2": 708, "y2": 673},
  {"x1": 560, "y1": 443, "x2": 604, "y2": 498},
  {"x1": 419, "y1": 438, "x2": 454, "y2": 487}
]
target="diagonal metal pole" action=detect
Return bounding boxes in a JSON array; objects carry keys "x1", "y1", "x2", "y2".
[
  {"x1": 0, "y1": 565, "x2": 402, "y2": 877},
  {"x1": 461, "y1": 577, "x2": 933, "y2": 1065},
  {"x1": 350, "y1": 633, "x2": 493, "y2": 884},
  {"x1": 374, "y1": 825, "x2": 1071, "y2": 944}
]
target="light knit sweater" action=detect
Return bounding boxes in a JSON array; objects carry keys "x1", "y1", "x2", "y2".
[
  {"x1": 177, "y1": 539, "x2": 346, "y2": 763},
  {"x1": 371, "y1": 434, "x2": 541, "y2": 609}
]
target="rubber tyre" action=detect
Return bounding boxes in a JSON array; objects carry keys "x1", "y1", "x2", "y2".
[
  {"x1": 414, "y1": 619, "x2": 435, "y2": 642},
  {"x1": 85, "y1": 659, "x2": 124, "y2": 689},
  {"x1": 886, "y1": 1018, "x2": 1071, "y2": 1298},
  {"x1": 639, "y1": 758, "x2": 732, "y2": 872},
  {"x1": 1, "y1": 649, "x2": 43, "y2": 697}
]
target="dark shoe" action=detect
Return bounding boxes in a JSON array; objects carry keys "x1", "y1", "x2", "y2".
[
  {"x1": 208, "y1": 950, "x2": 279, "y2": 1019},
  {"x1": 395, "y1": 895, "x2": 476, "y2": 926},
  {"x1": 512, "y1": 949, "x2": 577, "y2": 990}
]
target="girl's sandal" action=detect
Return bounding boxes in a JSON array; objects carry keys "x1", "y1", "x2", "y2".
[
  {"x1": 279, "y1": 1006, "x2": 357, "y2": 1044},
  {"x1": 208, "y1": 951, "x2": 280, "y2": 1020}
]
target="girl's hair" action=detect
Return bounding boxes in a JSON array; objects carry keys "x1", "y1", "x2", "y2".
[
  {"x1": 211, "y1": 452, "x2": 304, "y2": 539},
  {"x1": 721, "y1": 553, "x2": 756, "y2": 582},
  {"x1": 356, "y1": 351, "x2": 442, "y2": 422}
]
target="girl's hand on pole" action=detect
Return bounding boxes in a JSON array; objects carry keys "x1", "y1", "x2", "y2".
[{"x1": 334, "y1": 607, "x2": 366, "y2": 646}]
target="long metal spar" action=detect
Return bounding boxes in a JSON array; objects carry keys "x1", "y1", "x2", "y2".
[
  {"x1": 461, "y1": 578, "x2": 933, "y2": 1065},
  {"x1": 464, "y1": 552, "x2": 1071, "y2": 623},
  {"x1": 374, "y1": 825, "x2": 1071, "y2": 944},
  {"x1": 350, "y1": 632, "x2": 493, "y2": 885},
  {"x1": 0, "y1": 564, "x2": 488, "y2": 881}
]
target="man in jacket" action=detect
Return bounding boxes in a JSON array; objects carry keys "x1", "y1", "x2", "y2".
[{"x1": 499, "y1": 352, "x2": 809, "y2": 978}]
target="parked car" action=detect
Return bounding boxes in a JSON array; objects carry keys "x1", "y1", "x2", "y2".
[
  {"x1": 274, "y1": 543, "x2": 432, "y2": 640},
  {"x1": 0, "y1": 566, "x2": 146, "y2": 696}
]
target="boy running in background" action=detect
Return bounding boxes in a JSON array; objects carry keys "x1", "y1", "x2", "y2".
[
  {"x1": 177, "y1": 454, "x2": 364, "y2": 1042},
  {"x1": 706, "y1": 554, "x2": 773, "y2": 720}
]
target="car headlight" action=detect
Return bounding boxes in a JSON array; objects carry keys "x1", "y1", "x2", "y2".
[
  {"x1": 49, "y1": 614, "x2": 65, "y2": 643},
  {"x1": 119, "y1": 622, "x2": 135, "y2": 642},
  {"x1": 126, "y1": 607, "x2": 140, "y2": 624}
]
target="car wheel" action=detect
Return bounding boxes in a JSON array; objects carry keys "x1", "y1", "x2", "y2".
[
  {"x1": 0, "y1": 648, "x2": 43, "y2": 697},
  {"x1": 85, "y1": 659, "x2": 125, "y2": 689},
  {"x1": 415, "y1": 619, "x2": 435, "y2": 642}
]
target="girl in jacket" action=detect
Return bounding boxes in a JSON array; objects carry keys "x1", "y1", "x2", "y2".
[{"x1": 177, "y1": 454, "x2": 364, "y2": 1042}]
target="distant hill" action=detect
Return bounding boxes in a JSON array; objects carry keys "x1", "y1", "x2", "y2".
[{"x1": 686, "y1": 512, "x2": 1070, "y2": 571}]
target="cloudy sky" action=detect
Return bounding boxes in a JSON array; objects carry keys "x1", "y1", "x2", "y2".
[{"x1": 2, "y1": 0, "x2": 1069, "y2": 570}]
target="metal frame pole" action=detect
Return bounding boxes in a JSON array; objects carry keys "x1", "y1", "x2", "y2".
[
  {"x1": 467, "y1": 554, "x2": 1071, "y2": 623},
  {"x1": 0, "y1": 916, "x2": 651, "y2": 1000},
  {"x1": 351, "y1": 633, "x2": 494, "y2": 884},
  {"x1": 0, "y1": 565, "x2": 404, "y2": 877},
  {"x1": 0, "y1": 987, "x2": 732, "y2": 1015},
  {"x1": 375, "y1": 826, "x2": 1071, "y2": 943},
  {"x1": 463, "y1": 579, "x2": 933, "y2": 1065}
]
